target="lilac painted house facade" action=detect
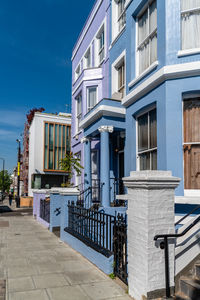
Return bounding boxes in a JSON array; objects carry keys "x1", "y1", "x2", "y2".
[{"x1": 71, "y1": 0, "x2": 111, "y2": 201}]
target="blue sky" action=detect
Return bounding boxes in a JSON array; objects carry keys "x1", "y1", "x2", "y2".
[{"x1": 0, "y1": 0, "x2": 94, "y2": 172}]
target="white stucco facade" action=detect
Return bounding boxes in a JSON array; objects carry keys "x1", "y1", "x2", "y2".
[{"x1": 28, "y1": 112, "x2": 71, "y2": 196}]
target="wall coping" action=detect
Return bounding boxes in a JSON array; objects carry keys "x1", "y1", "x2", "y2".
[
  {"x1": 123, "y1": 171, "x2": 181, "y2": 189},
  {"x1": 50, "y1": 187, "x2": 80, "y2": 196},
  {"x1": 32, "y1": 189, "x2": 50, "y2": 194}
]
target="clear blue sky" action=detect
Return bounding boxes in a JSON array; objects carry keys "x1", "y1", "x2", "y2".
[{"x1": 0, "y1": 0, "x2": 94, "y2": 172}]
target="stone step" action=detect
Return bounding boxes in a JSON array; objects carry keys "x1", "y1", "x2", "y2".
[
  {"x1": 180, "y1": 277, "x2": 200, "y2": 300},
  {"x1": 174, "y1": 292, "x2": 190, "y2": 300}
]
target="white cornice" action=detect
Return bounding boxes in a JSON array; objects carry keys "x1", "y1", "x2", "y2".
[
  {"x1": 123, "y1": 61, "x2": 200, "y2": 107},
  {"x1": 80, "y1": 105, "x2": 126, "y2": 129},
  {"x1": 72, "y1": 74, "x2": 103, "y2": 96},
  {"x1": 72, "y1": 0, "x2": 103, "y2": 60}
]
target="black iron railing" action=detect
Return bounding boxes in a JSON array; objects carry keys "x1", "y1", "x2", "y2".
[
  {"x1": 65, "y1": 201, "x2": 115, "y2": 256},
  {"x1": 113, "y1": 213, "x2": 128, "y2": 284},
  {"x1": 110, "y1": 178, "x2": 126, "y2": 206},
  {"x1": 76, "y1": 180, "x2": 103, "y2": 208},
  {"x1": 154, "y1": 205, "x2": 200, "y2": 298},
  {"x1": 40, "y1": 199, "x2": 50, "y2": 223}
]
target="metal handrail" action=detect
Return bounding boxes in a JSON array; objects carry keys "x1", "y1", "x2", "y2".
[
  {"x1": 154, "y1": 211, "x2": 200, "y2": 298},
  {"x1": 175, "y1": 204, "x2": 200, "y2": 226}
]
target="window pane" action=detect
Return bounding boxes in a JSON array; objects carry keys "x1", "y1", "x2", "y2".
[
  {"x1": 138, "y1": 9, "x2": 148, "y2": 44},
  {"x1": 49, "y1": 124, "x2": 54, "y2": 169},
  {"x1": 151, "y1": 150, "x2": 157, "y2": 170},
  {"x1": 149, "y1": 0, "x2": 157, "y2": 33},
  {"x1": 54, "y1": 125, "x2": 58, "y2": 169},
  {"x1": 139, "y1": 153, "x2": 150, "y2": 170},
  {"x1": 149, "y1": 109, "x2": 157, "y2": 148},
  {"x1": 58, "y1": 125, "x2": 62, "y2": 169},
  {"x1": 139, "y1": 42, "x2": 149, "y2": 74},
  {"x1": 62, "y1": 126, "x2": 66, "y2": 159},
  {"x1": 181, "y1": 0, "x2": 200, "y2": 10},
  {"x1": 91, "y1": 150, "x2": 98, "y2": 174},
  {"x1": 182, "y1": 11, "x2": 200, "y2": 49},
  {"x1": 88, "y1": 87, "x2": 97, "y2": 110},
  {"x1": 44, "y1": 123, "x2": 48, "y2": 169},
  {"x1": 150, "y1": 34, "x2": 157, "y2": 65},
  {"x1": 138, "y1": 113, "x2": 148, "y2": 151}
]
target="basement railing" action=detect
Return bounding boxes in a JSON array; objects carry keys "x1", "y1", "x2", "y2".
[{"x1": 154, "y1": 205, "x2": 200, "y2": 298}]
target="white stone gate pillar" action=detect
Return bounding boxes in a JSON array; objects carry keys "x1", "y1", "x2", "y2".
[{"x1": 123, "y1": 171, "x2": 180, "y2": 300}]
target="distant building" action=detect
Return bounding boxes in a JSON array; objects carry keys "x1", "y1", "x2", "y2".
[
  {"x1": 21, "y1": 122, "x2": 29, "y2": 195},
  {"x1": 28, "y1": 112, "x2": 71, "y2": 196}
]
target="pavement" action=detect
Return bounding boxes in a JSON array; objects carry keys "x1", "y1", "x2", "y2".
[{"x1": 0, "y1": 199, "x2": 131, "y2": 300}]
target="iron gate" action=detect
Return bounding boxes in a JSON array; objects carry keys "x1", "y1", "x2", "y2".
[{"x1": 113, "y1": 213, "x2": 128, "y2": 284}]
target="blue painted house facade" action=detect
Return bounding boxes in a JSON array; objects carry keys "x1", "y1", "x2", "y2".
[{"x1": 72, "y1": 0, "x2": 200, "y2": 204}]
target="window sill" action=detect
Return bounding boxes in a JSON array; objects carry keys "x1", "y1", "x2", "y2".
[
  {"x1": 109, "y1": 25, "x2": 126, "y2": 50},
  {"x1": 128, "y1": 61, "x2": 159, "y2": 89},
  {"x1": 177, "y1": 48, "x2": 200, "y2": 57}
]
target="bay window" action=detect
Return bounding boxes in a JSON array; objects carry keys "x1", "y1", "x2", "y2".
[
  {"x1": 137, "y1": 108, "x2": 157, "y2": 170},
  {"x1": 137, "y1": 0, "x2": 157, "y2": 74},
  {"x1": 181, "y1": 0, "x2": 200, "y2": 50}
]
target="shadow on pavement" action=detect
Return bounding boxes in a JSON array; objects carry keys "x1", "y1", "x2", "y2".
[{"x1": 0, "y1": 206, "x2": 13, "y2": 213}]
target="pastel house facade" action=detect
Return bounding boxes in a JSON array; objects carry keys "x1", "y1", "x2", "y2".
[
  {"x1": 119, "y1": 0, "x2": 200, "y2": 199},
  {"x1": 71, "y1": 0, "x2": 127, "y2": 206},
  {"x1": 71, "y1": 0, "x2": 200, "y2": 205}
]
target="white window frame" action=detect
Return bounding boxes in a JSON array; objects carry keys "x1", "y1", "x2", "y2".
[
  {"x1": 112, "y1": 0, "x2": 126, "y2": 42},
  {"x1": 87, "y1": 86, "x2": 98, "y2": 112},
  {"x1": 84, "y1": 46, "x2": 91, "y2": 69},
  {"x1": 117, "y1": 0, "x2": 126, "y2": 32},
  {"x1": 75, "y1": 64, "x2": 81, "y2": 81},
  {"x1": 136, "y1": 106, "x2": 157, "y2": 171},
  {"x1": 136, "y1": 0, "x2": 157, "y2": 76},
  {"x1": 96, "y1": 25, "x2": 105, "y2": 66},
  {"x1": 76, "y1": 93, "x2": 82, "y2": 133},
  {"x1": 111, "y1": 50, "x2": 126, "y2": 100}
]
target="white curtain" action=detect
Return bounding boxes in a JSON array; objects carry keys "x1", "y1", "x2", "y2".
[
  {"x1": 150, "y1": 34, "x2": 157, "y2": 65},
  {"x1": 149, "y1": 0, "x2": 157, "y2": 33},
  {"x1": 139, "y1": 42, "x2": 149, "y2": 74},
  {"x1": 181, "y1": 0, "x2": 200, "y2": 49},
  {"x1": 182, "y1": 0, "x2": 200, "y2": 10},
  {"x1": 138, "y1": 10, "x2": 148, "y2": 45},
  {"x1": 88, "y1": 87, "x2": 97, "y2": 110},
  {"x1": 182, "y1": 11, "x2": 200, "y2": 49}
]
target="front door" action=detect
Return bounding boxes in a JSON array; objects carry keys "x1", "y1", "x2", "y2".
[{"x1": 184, "y1": 98, "x2": 200, "y2": 189}]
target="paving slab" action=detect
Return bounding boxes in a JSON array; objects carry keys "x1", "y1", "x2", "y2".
[
  {"x1": 64, "y1": 268, "x2": 108, "y2": 285},
  {"x1": 32, "y1": 273, "x2": 69, "y2": 289},
  {"x1": 47, "y1": 285, "x2": 90, "y2": 300},
  {"x1": 8, "y1": 277, "x2": 34, "y2": 293},
  {"x1": 80, "y1": 281, "x2": 128, "y2": 300},
  {"x1": 9, "y1": 289, "x2": 49, "y2": 300},
  {"x1": 8, "y1": 266, "x2": 38, "y2": 278}
]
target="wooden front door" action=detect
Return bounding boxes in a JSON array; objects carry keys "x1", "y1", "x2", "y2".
[{"x1": 184, "y1": 98, "x2": 200, "y2": 189}]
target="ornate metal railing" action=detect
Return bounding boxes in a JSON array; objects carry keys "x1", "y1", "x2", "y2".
[
  {"x1": 40, "y1": 199, "x2": 50, "y2": 223},
  {"x1": 65, "y1": 201, "x2": 115, "y2": 256}
]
